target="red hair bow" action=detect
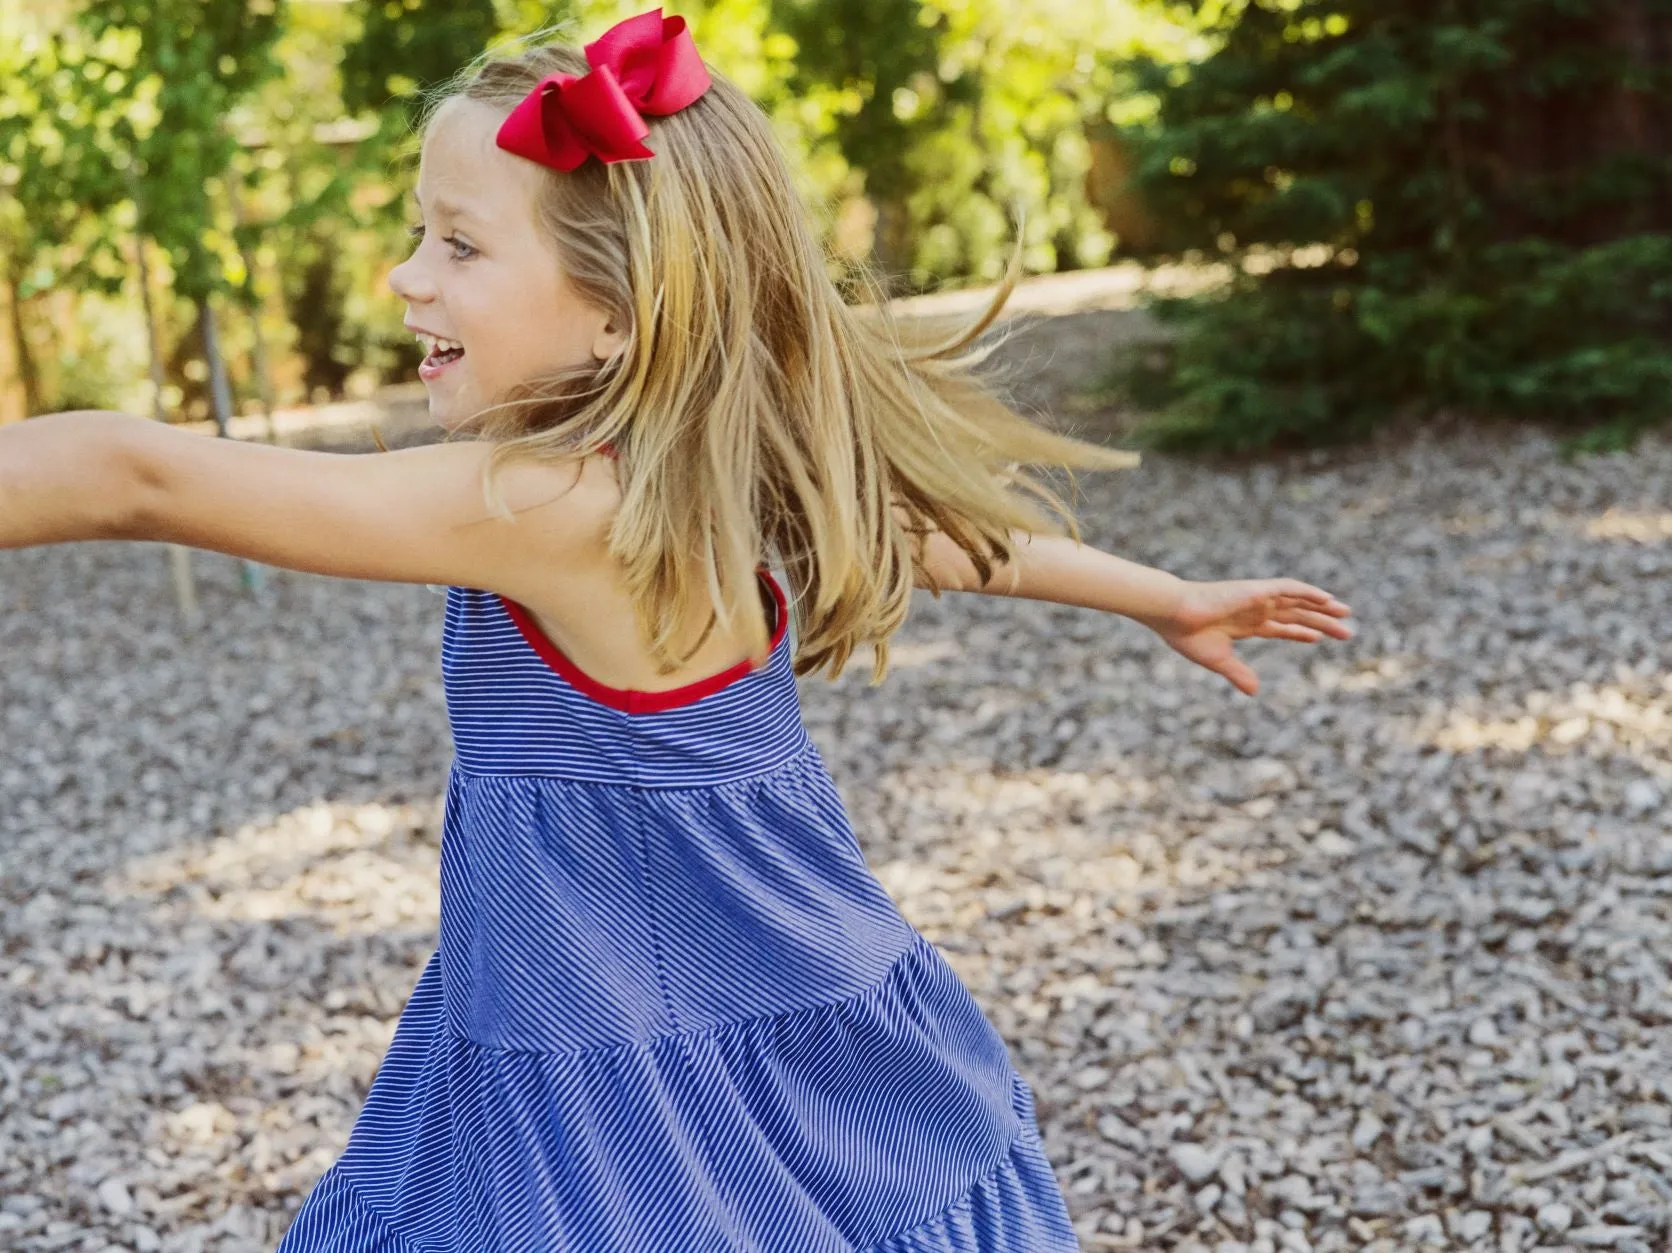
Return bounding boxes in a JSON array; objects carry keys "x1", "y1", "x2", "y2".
[{"x1": 495, "y1": 7, "x2": 712, "y2": 171}]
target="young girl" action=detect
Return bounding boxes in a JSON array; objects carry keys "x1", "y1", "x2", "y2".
[{"x1": 1, "y1": 9, "x2": 1351, "y2": 1249}]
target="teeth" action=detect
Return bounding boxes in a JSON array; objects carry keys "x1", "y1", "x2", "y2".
[{"x1": 417, "y1": 333, "x2": 463, "y2": 356}]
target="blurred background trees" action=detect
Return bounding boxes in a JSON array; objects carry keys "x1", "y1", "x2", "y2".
[
  {"x1": 0, "y1": 0, "x2": 1185, "y2": 424},
  {"x1": 1117, "y1": 0, "x2": 1672, "y2": 451},
  {"x1": 4, "y1": 0, "x2": 1668, "y2": 449}
]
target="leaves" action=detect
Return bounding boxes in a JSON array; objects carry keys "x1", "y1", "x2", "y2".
[
  {"x1": 1116, "y1": 0, "x2": 1672, "y2": 450},
  {"x1": 11, "y1": 0, "x2": 1201, "y2": 417}
]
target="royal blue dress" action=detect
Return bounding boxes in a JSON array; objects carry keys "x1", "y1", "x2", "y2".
[{"x1": 277, "y1": 567, "x2": 1079, "y2": 1251}]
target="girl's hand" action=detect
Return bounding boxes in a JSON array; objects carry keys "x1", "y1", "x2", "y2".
[{"x1": 1144, "y1": 579, "x2": 1353, "y2": 696}]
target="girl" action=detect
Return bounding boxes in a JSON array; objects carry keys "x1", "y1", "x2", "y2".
[{"x1": 0, "y1": 9, "x2": 1351, "y2": 1250}]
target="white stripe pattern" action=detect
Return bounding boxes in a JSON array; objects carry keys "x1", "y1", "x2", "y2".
[{"x1": 277, "y1": 570, "x2": 1079, "y2": 1251}]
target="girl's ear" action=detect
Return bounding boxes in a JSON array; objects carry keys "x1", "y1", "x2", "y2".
[{"x1": 592, "y1": 318, "x2": 628, "y2": 363}]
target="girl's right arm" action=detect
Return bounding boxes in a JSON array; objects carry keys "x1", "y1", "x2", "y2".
[
  {"x1": 0, "y1": 410, "x2": 138, "y2": 545},
  {"x1": 911, "y1": 521, "x2": 1353, "y2": 696},
  {"x1": 0, "y1": 410, "x2": 610, "y2": 608}
]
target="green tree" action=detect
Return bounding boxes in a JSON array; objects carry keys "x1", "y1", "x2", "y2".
[
  {"x1": 341, "y1": 0, "x2": 502, "y2": 126},
  {"x1": 1117, "y1": 0, "x2": 1672, "y2": 451},
  {"x1": 772, "y1": 0, "x2": 1169, "y2": 290},
  {"x1": 0, "y1": 9, "x2": 144, "y2": 413},
  {"x1": 79, "y1": 0, "x2": 287, "y2": 432}
]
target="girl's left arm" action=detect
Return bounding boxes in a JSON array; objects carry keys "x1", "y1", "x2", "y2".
[{"x1": 910, "y1": 519, "x2": 1353, "y2": 696}]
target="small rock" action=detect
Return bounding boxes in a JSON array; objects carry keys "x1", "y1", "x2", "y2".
[
  {"x1": 1624, "y1": 780, "x2": 1662, "y2": 815},
  {"x1": 1546, "y1": 1060, "x2": 1579, "y2": 1094},
  {"x1": 1404, "y1": 1213, "x2": 1446, "y2": 1247},
  {"x1": 1467, "y1": 1017, "x2": 1501, "y2": 1047},
  {"x1": 1096, "y1": 1114, "x2": 1145, "y2": 1152},
  {"x1": 1622, "y1": 1103, "x2": 1671, "y2": 1130},
  {"x1": 1072, "y1": 1066, "x2": 1110, "y2": 1091},
  {"x1": 1172, "y1": 1142, "x2": 1225, "y2": 1184},
  {"x1": 1351, "y1": 1111, "x2": 1384, "y2": 1151},
  {"x1": 1278, "y1": 1230, "x2": 1312, "y2": 1253},
  {"x1": 1351, "y1": 1184, "x2": 1404, "y2": 1217},
  {"x1": 95, "y1": 1179, "x2": 132, "y2": 1217},
  {"x1": 1219, "y1": 1153, "x2": 1247, "y2": 1196},
  {"x1": 1536, "y1": 1201, "x2": 1574, "y2": 1234},
  {"x1": 1567, "y1": 1226, "x2": 1643, "y2": 1248},
  {"x1": 1455, "y1": 1210, "x2": 1492, "y2": 1242}
]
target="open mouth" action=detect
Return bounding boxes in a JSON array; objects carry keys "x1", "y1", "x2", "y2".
[{"x1": 417, "y1": 333, "x2": 465, "y2": 379}]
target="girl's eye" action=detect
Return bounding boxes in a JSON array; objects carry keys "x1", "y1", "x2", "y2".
[{"x1": 404, "y1": 224, "x2": 474, "y2": 261}]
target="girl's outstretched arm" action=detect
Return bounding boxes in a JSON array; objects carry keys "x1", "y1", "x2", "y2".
[
  {"x1": 0, "y1": 411, "x2": 138, "y2": 544},
  {"x1": 912, "y1": 522, "x2": 1352, "y2": 696},
  {"x1": 0, "y1": 411, "x2": 610, "y2": 606}
]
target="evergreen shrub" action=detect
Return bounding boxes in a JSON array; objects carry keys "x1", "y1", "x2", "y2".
[{"x1": 1117, "y1": 1, "x2": 1672, "y2": 451}]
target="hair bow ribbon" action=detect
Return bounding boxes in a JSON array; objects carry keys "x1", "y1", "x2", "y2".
[{"x1": 495, "y1": 7, "x2": 712, "y2": 171}]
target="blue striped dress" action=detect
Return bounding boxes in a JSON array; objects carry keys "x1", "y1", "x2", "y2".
[{"x1": 277, "y1": 566, "x2": 1079, "y2": 1252}]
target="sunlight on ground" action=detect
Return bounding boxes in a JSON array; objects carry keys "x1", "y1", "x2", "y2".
[
  {"x1": 891, "y1": 766, "x2": 1160, "y2": 819},
  {"x1": 114, "y1": 798, "x2": 441, "y2": 935},
  {"x1": 882, "y1": 638, "x2": 963, "y2": 668},
  {"x1": 1424, "y1": 676, "x2": 1672, "y2": 760},
  {"x1": 1584, "y1": 509, "x2": 1672, "y2": 544},
  {"x1": 1435, "y1": 507, "x2": 1672, "y2": 545},
  {"x1": 1307, "y1": 655, "x2": 1411, "y2": 693},
  {"x1": 866, "y1": 764, "x2": 1278, "y2": 940}
]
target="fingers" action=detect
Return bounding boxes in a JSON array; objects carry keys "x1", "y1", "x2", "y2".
[
  {"x1": 1272, "y1": 581, "x2": 1352, "y2": 616},
  {"x1": 1256, "y1": 622, "x2": 1324, "y2": 643},
  {"x1": 1273, "y1": 607, "x2": 1355, "y2": 639},
  {"x1": 1216, "y1": 654, "x2": 1260, "y2": 696}
]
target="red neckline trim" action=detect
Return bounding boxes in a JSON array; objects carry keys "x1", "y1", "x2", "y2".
[{"x1": 497, "y1": 566, "x2": 790, "y2": 715}]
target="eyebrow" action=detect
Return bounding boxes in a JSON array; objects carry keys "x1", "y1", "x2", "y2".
[{"x1": 411, "y1": 190, "x2": 485, "y2": 226}]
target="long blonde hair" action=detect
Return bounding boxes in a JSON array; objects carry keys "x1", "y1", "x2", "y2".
[{"x1": 424, "y1": 37, "x2": 1136, "y2": 684}]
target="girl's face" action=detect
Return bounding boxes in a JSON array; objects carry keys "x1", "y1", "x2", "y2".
[{"x1": 387, "y1": 97, "x2": 625, "y2": 431}]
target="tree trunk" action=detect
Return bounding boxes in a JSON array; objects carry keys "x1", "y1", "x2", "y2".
[
  {"x1": 1600, "y1": 0, "x2": 1672, "y2": 232},
  {"x1": 136, "y1": 231, "x2": 201, "y2": 625},
  {"x1": 5, "y1": 264, "x2": 42, "y2": 416},
  {"x1": 199, "y1": 295, "x2": 266, "y2": 595},
  {"x1": 870, "y1": 195, "x2": 913, "y2": 297},
  {"x1": 136, "y1": 235, "x2": 168, "y2": 423},
  {"x1": 228, "y1": 181, "x2": 278, "y2": 440},
  {"x1": 198, "y1": 296, "x2": 234, "y2": 439}
]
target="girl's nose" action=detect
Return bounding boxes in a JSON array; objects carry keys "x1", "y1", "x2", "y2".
[{"x1": 387, "y1": 255, "x2": 434, "y2": 303}]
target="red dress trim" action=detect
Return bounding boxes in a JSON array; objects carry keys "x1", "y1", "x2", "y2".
[{"x1": 497, "y1": 566, "x2": 790, "y2": 715}]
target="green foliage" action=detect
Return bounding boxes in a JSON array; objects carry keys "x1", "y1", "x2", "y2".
[
  {"x1": 8, "y1": 0, "x2": 1201, "y2": 416},
  {"x1": 1118, "y1": 0, "x2": 1672, "y2": 451},
  {"x1": 341, "y1": 0, "x2": 503, "y2": 122},
  {"x1": 81, "y1": 0, "x2": 285, "y2": 300},
  {"x1": 0, "y1": 19, "x2": 139, "y2": 295},
  {"x1": 0, "y1": 13, "x2": 168, "y2": 412},
  {"x1": 772, "y1": 0, "x2": 1175, "y2": 288}
]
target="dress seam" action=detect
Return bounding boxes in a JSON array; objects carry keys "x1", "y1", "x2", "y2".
[
  {"x1": 448, "y1": 733, "x2": 817, "y2": 792},
  {"x1": 442, "y1": 930, "x2": 930, "y2": 1062},
  {"x1": 634, "y1": 797, "x2": 682, "y2": 1033},
  {"x1": 858, "y1": 1124, "x2": 1034, "y2": 1253},
  {"x1": 309, "y1": 1168, "x2": 428, "y2": 1253}
]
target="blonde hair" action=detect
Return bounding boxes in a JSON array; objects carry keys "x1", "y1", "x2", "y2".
[{"x1": 424, "y1": 37, "x2": 1137, "y2": 684}]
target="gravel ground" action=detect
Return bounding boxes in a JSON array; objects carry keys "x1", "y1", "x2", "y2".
[{"x1": 4, "y1": 416, "x2": 1672, "y2": 1253}]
